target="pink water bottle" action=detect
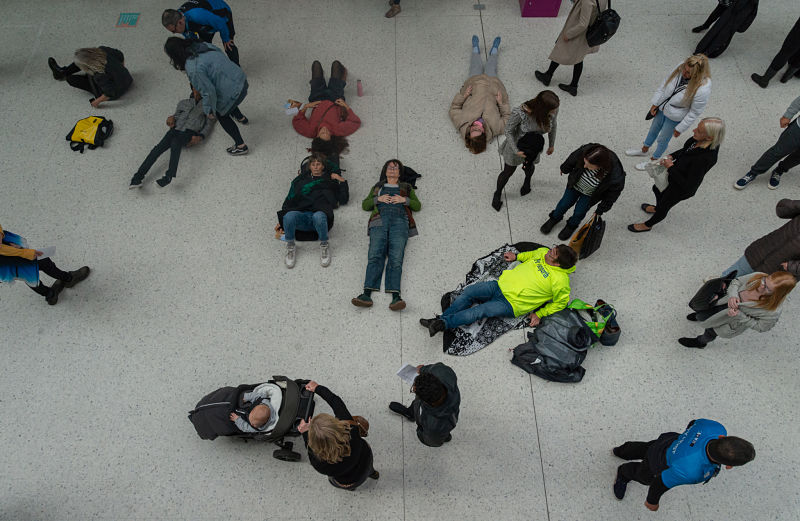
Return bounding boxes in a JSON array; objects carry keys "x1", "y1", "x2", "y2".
[{"x1": 357, "y1": 79, "x2": 363, "y2": 97}]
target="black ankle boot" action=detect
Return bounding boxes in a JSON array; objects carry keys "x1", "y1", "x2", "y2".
[
  {"x1": 558, "y1": 83, "x2": 577, "y2": 97},
  {"x1": 48, "y1": 58, "x2": 66, "y2": 80},
  {"x1": 780, "y1": 66, "x2": 800, "y2": 83},
  {"x1": 558, "y1": 223, "x2": 577, "y2": 241},
  {"x1": 691, "y1": 24, "x2": 709, "y2": 33},
  {"x1": 46, "y1": 281, "x2": 64, "y2": 305},
  {"x1": 534, "y1": 70, "x2": 552, "y2": 86},
  {"x1": 63, "y1": 266, "x2": 90, "y2": 288},
  {"x1": 491, "y1": 192, "x2": 503, "y2": 211},
  {"x1": 540, "y1": 216, "x2": 561, "y2": 234},
  {"x1": 751, "y1": 68, "x2": 778, "y2": 88}
]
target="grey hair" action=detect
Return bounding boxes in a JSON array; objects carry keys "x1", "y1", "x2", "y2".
[
  {"x1": 73, "y1": 48, "x2": 107, "y2": 75},
  {"x1": 701, "y1": 117, "x2": 725, "y2": 149}
]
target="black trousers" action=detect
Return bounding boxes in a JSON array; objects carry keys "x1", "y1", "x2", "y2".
[
  {"x1": 769, "y1": 17, "x2": 800, "y2": 71},
  {"x1": 616, "y1": 441, "x2": 658, "y2": 485},
  {"x1": 777, "y1": 147, "x2": 800, "y2": 173},
  {"x1": 29, "y1": 258, "x2": 71, "y2": 295},
  {"x1": 644, "y1": 185, "x2": 686, "y2": 228},
  {"x1": 198, "y1": 13, "x2": 239, "y2": 65},
  {"x1": 309, "y1": 77, "x2": 346, "y2": 103},
  {"x1": 64, "y1": 66, "x2": 99, "y2": 97},
  {"x1": 327, "y1": 443, "x2": 375, "y2": 491},
  {"x1": 134, "y1": 129, "x2": 193, "y2": 180}
]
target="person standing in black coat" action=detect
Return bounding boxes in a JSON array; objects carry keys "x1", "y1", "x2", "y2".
[
  {"x1": 389, "y1": 362, "x2": 460, "y2": 447},
  {"x1": 629, "y1": 118, "x2": 724, "y2": 232},
  {"x1": 298, "y1": 381, "x2": 379, "y2": 490},
  {"x1": 540, "y1": 144, "x2": 626, "y2": 240},
  {"x1": 751, "y1": 15, "x2": 800, "y2": 87},
  {"x1": 48, "y1": 47, "x2": 133, "y2": 108},
  {"x1": 693, "y1": 0, "x2": 759, "y2": 58}
]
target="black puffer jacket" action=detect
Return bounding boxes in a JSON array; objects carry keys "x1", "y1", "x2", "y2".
[
  {"x1": 93, "y1": 46, "x2": 133, "y2": 99},
  {"x1": 560, "y1": 143, "x2": 626, "y2": 215},
  {"x1": 745, "y1": 199, "x2": 800, "y2": 277}
]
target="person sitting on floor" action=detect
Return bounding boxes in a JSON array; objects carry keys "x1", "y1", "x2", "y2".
[
  {"x1": 420, "y1": 244, "x2": 577, "y2": 335},
  {"x1": 129, "y1": 87, "x2": 213, "y2": 188},
  {"x1": 48, "y1": 47, "x2": 133, "y2": 108}
]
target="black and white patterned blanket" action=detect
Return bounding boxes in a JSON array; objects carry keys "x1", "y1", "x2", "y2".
[{"x1": 441, "y1": 243, "x2": 544, "y2": 356}]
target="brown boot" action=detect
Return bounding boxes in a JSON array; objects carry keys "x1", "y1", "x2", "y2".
[{"x1": 385, "y1": 3, "x2": 401, "y2": 18}]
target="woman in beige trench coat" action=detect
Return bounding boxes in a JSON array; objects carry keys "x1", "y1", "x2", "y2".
[{"x1": 535, "y1": 0, "x2": 608, "y2": 97}]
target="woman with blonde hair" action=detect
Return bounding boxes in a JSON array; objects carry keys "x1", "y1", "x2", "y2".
[
  {"x1": 493, "y1": 90, "x2": 559, "y2": 211},
  {"x1": 680, "y1": 271, "x2": 797, "y2": 348},
  {"x1": 626, "y1": 55, "x2": 712, "y2": 171},
  {"x1": 629, "y1": 118, "x2": 723, "y2": 233},
  {"x1": 48, "y1": 47, "x2": 133, "y2": 108},
  {"x1": 298, "y1": 381, "x2": 378, "y2": 490}
]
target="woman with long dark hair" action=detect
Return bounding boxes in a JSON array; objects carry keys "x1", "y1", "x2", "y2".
[
  {"x1": 163, "y1": 37, "x2": 249, "y2": 155},
  {"x1": 540, "y1": 144, "x2": 626, "y2": 241},
  {"x1": 493, "y1": 90, "x2": 559, "y2": 211}
]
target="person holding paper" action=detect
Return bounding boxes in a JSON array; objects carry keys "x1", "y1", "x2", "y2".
[
  {"x1": 389, "y1": 363, "x2": 460, "y2": 447},
  {"x1": 0, "y1": 225, "x2": 90, "y2": 305}
]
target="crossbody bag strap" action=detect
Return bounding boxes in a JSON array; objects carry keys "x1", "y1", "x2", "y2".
[{"x1": 658, "y1": 82, "x2": 687, "y2": 111}]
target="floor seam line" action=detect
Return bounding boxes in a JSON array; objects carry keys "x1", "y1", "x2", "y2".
[{"x1": 530, "y1": 377, "x2": 552, "y2": 521}]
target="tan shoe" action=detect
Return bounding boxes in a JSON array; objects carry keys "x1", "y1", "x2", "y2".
[{"x1": 385, "y1": 4, "x2": 401, "y2": 17}]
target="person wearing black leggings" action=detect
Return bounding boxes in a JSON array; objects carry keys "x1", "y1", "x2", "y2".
[
  {"x1": 1, "y1": 225, "x2": 90, "y2": 305},
  {"x1": 751, "y1": 16, "x2": 800, "y2": 88}
]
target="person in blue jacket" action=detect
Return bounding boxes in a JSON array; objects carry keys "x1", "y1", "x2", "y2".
[
  {"x1": 612, "y1": 419, "x2": 755, "y2": 511},
  {"x1": 162, "y1": 1, "x2": 240, "y2": 66}
]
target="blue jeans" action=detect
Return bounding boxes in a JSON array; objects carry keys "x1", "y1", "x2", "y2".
[
  {"x1": 722, "y1": 255, "x2": 754, "y2": 278},
  {"x1": 551, "y1": 187, "x2": 593, "y2": 228},
  {"x1": 283, "y1": 211, "x2": 328, "y2": 242},
  {"x1": 441, "y1": 281, "x2": 515, "y2": 329},
  {"x1": 364, "y1": 212, "x2": 409, "y2": 293},
  {"x1": 643, "y1": 111, "x2": 681, "y2": 159}
]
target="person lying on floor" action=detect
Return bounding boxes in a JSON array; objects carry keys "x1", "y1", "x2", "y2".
[
  {"x1": 129, "y1": 87, "x2": 213, "y2": 188},
  {"x1": 420, "y1": 244, "x2": 577, "y2": 336}
]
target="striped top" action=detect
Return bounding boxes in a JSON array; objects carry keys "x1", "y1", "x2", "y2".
[{"x1": 574, "y1": 168, "x2": 602, "y2": 196}]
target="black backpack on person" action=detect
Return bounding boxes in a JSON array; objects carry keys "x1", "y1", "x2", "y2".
[{"x1": 586, "y1": 0, "x2": 621, "y2": 47}]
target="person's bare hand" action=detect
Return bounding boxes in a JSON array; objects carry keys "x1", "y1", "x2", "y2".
[
  {"x1": 645, "y1": 501, "x2": 659, "y2": 511},
  {"x1": 297, "y1": 419, "x2": 311, "y2": 433},
  {"x1": 207, "y1": 113, "x2": 216, "y2": 121},
  {"x1": 728, "y1": 296, "x2": 740, "y2": 315},
  {"x1": 34, "y1": 250, "x2": 43, "y2": 258},
  {"x1": 780, "y1": 262, "x2": 789, "y2": 270},
  {"x1": 780, "y1": 117, "x2": 791, "y2": 129},
  {"x1": 330, "y1": 173, "x2": 345, "y2": 182},
  {"x1": 650, "y1": 105, "x2": 658, "y2": 117},
  {"x1": 496, "y1": 91, "x2": 502, "y2": 103},
  {"x1": 224, "y1": 40, "x2": 235, "y2": 51},
  {"x1": 305, "y1": 381, "x2": 319, "y2": 392},
  {"x1": 377, "y1": 194, "x2": 393, "y2": 203},
  {"x1": 90, "y1": 98, "x2": 102, "y2": 108},
  {"x1": 288, "y1": 100, "x2": 302, "y2": 109},
  {"x1": 659, "y1": 157, "x2": 674, "y2": 168},
  {"x1": 416, "y1": 365, "x2": 423, "y2": 372},
  {"x1": 166, "y1": 116, "x2": 176, "y2": 128},
  {"x1": 516, "y1": 151, "x2": 526, "y2": 158},
  {"x1": 562, "y1": 33, "x2": 569, "y2": 42},
  {"x1": 334, "y1": 98, "x2": 349, "y2": 110},
  {"x1": 186, "y1": 136, "x2": 203, "y2": 147},
  {"x1": 390, "y1": 195, "x2": 406, "y2": 204},
  {"x1": 229, "y1": 413, "x2": 239, "y2": 422},
  {"x1": 503, "y1": 251, "x2": 517, "y2": 262},
  {"x1": 673, "y1": 130, "x2": 681, "y2": 138},
  {"x1": 302, "y1": 101, "x2": 321, "y2": 111},
  {"x1": 464, "y1": 85, "x2": 473, "y2": 97},
  {"x1": 529, "y1": 314, "x2": 541, "y2": 327},
  {"x1": 546, "y1": 146, "x2": 554, "y2": 155}
]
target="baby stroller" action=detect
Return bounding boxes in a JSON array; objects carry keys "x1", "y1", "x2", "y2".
[{"x1": 188, "y1": 375, "x2": 315, "y2": 462}]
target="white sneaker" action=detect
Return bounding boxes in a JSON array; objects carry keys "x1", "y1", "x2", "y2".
[
  {"x1": 625, "y1": 148, "x2": 649, "y2": 157},
  {"x1": 320, "y1": 242, "x2": 331, "y2": 267},
  {"x1": 635, "y1": 160, "x2": 655, "y2": 171},
  {"x1": 285, "y1": 243, "x2": 296, "y2": 269}
]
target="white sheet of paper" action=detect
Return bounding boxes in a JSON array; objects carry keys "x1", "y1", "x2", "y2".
[
  {"x1": 35, "y1": 246, "x2": 56, "y2": 260},
  {"x1": 285, "y1": 107, "x2": 299, "y2": 116},
  {"x1": 396, "y1": 363, "x2": 418, "y2": 385}
]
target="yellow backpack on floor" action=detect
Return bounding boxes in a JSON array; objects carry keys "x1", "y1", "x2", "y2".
[{"x1": 66, "y1": 116, "x2": 114, "y2": 153}]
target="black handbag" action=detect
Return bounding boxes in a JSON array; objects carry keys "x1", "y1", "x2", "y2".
[
  {"x1": 586, "y1": 0, "x2": 621, "y2": 47},
  {"x1": 689, "y1": 271, "x2": 737, "y2": 312},
  {"x1": 645, "y1": 83, "x2": 687, "y2": 120},
  {"x1": 579, "y1": 214, "x2": 606, "y2": 259}
]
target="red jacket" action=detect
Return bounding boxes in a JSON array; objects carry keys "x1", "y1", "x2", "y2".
[{"x1": 292, "y1": 100, "x2": 361, "y2": 138}]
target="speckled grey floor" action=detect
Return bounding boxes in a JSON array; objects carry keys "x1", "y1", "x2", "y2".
[{"x1": 1, "y1": 1, "x2": 799, "y2": 520}]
